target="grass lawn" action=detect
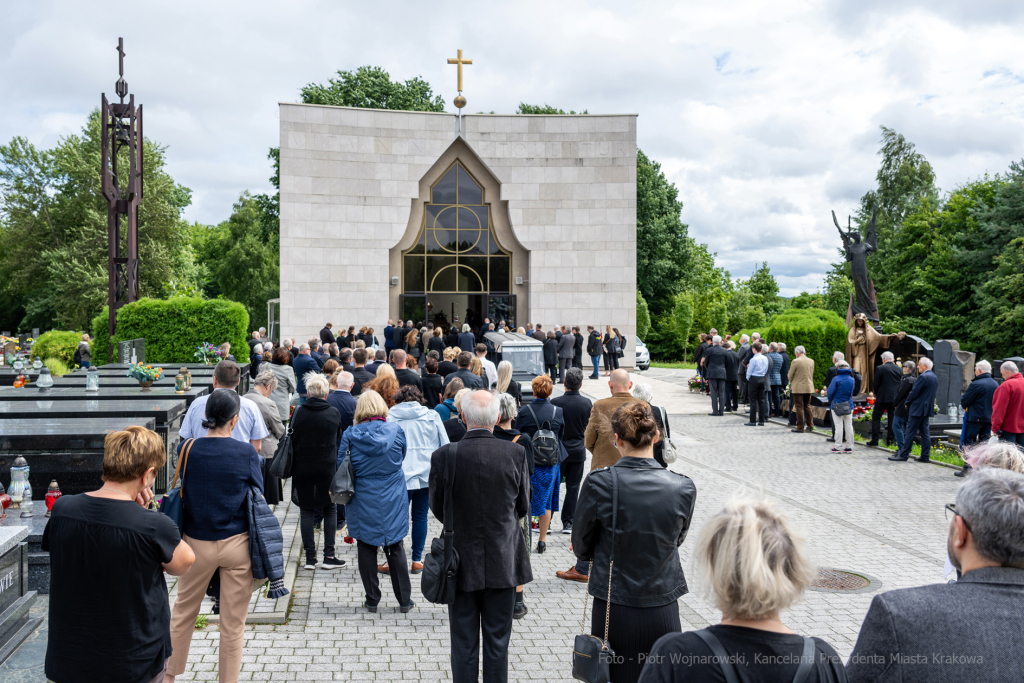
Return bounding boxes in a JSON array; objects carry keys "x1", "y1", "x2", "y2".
[{"x1": 650, "y1": 361, "x2": 698, "y2": 370}]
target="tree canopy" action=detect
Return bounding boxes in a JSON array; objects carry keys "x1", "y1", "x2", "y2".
[
  {"x1": 516, "y1": 103, "x2": 588, "y2": 115},
  {"x1": 0, "y1": 111, "x2": 194, "y2": 332},
  {"x1": 301, "y1": 66, "x2": 446, "y2": 112}
]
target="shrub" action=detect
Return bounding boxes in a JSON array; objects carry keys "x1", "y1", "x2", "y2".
[
  {"x1": 32, "y1": 331, "x2": 83, "y2": 367},
  {"x1": 92, "y1": 297, "x2": 249, "y2": 365},
  {"x1": 44, "y1": 357, "x2": 71, "y2": 376},
  {"x1": 763, "y1": 309, "x2": 847, "y2": 389},
  {"x1": 636, "y1": 290, "x2": 651, "y2": 341}
]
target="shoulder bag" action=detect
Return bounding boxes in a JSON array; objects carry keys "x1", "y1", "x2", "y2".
[
  {"x1": 421, "y1": 442, "x2": 460, "y2": 604},
  {"x1": 659, "y1": 406, "x2": 678, "y2": 465},
  {"x1": 527, "y1": 404, "x2": 560, "y2": 467},
  {"x1": 832, "y1": 400, "x2": 853, "y2": 416},
  {"x1": 572, "y1": 467, "x2": 619, "y2": 683},
  {"x1": 269, "y1": 406, "x2": 297, "y2": 479},
  {"x1": 160, "y1": 438, "x2": 195, "y2": 528},
  {"x1": 693, "y1": 628, "x2": 818, "y2": 683},
  {"x1": 329, "y1": 441, "x2": 356, "y2": 505}
]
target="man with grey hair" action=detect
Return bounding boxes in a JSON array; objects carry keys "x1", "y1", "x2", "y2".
[
  {"x1": 429, "y1": 389, "x2": 532, "y2": 682},
  {"x1": 992, "y1": 360, "x2": 1024, "y2": 447},
  {"x1": 737, "y1": 334, "x2": 752, "y2": 404},
  {"x1": 957, "y1": 360, "x2": 1000, "y2": 475},
  {"x1": 788, "y1": 345, "x2": 815, "y2": 433},
  {"x1": 847, "y1": 468, "x2": 1024, "y2": 682},
  {"x1": 890, "y1": 356, "x2": 938, "y2": 462},
  {"x1": 703, "y1": 335, "x2": 730, "y2": 416},
  {"x1": 292, "y1": 343, "x2": 321, "y2": 405},
  {"x1": 869, "y1": 350, "x2": 903, "y2": 447}
]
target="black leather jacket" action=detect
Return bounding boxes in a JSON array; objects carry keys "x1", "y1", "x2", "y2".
[{"x1": 573, "y1": 457, "x2": 697, "y2": 607}]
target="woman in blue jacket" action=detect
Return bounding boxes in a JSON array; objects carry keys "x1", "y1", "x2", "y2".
[
  {"x1": 338, "y1": 389, "x2": 414, "y2": 613},
  {"x1": 827, "y1": 361, "x2": 856, "y2": 453}
]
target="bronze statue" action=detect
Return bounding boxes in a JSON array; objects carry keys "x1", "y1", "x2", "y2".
[
  {"x1": 834, "y1": 207, "x2": 878, "y2": 323},
  {"x1": 846, "y1": 313, "x2": 905, "y2": 395}
]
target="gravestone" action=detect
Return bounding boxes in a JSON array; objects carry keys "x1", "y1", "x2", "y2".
[
  {"x1": 891, "y1": 334, "x2": 933, "y2": 364},
  {"x1": 0, "y1": 527, "x2": 40, "y2": 661},
  {"x1": 116, "y1": 338, "x2": 146, "y2": 365},
  {"x1": 30, "y1": 328, "x2": 39, "y2": 340},
  {"x1": 934, "y1": 340, "x2": 975, "y2": 416}
]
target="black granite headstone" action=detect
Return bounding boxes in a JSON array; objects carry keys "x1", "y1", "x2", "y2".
[{"x1": 934, "y1": 340, "x2": 975, "y2": 416}]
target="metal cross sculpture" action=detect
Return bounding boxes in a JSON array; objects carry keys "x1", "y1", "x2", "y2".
[{"x1": 101, "y1": 37, "x2": 144, "y2": 361}]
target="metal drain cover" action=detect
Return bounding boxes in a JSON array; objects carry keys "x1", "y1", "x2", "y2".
[{"x1": 809, "y1": 568, "x2": 880, "y2": 594}]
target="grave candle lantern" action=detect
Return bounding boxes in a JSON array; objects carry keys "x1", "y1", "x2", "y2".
[
  {"x1": 175, "y1": 368, "x2": 187, "y2": 394},
  {"x1": 86, "y1": 366, "x2": 100, "y2": 392},
  {"x1": 45, "y1": 480, "x2": 62, "y2": 517},
  {"x1": 33, "y1": 356, "x2": 42, "y2": 371},
  {"x1": 37, "y1": 366, "x2": 54, "y2": 392},
  {"x1": 8, "y1": 456, "x2": 29, "y2": 511}
]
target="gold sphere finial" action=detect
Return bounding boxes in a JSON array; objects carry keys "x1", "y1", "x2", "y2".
[{"x1": 454, "y1": 94, "x2": 467, "y2": 109}]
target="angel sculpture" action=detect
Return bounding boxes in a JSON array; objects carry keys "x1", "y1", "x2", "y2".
[{"x1": 833, "y1": 206, "x2": 879, "y2": 322}]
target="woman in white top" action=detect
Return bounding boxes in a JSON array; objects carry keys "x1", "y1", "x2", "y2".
[
  {"x1": 268, "y1": 347, "x2": 297, "y2": 422},
  {"x1": 379, "y1": 384, "x2": 449, "y2": 574}
]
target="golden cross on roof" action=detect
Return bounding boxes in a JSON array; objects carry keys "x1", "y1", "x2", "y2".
[{"x1": 447, "y1": 49, "x2": 472, "y2": 92}]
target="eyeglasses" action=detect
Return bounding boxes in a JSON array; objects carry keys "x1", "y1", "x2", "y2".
[{"x1": 945, "y1": 503, "x2": 972, "y2": 533}]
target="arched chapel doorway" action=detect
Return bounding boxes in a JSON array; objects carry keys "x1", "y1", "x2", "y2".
[{"x1": 389, "y1": 140, "x2": 528, "y2": 333}]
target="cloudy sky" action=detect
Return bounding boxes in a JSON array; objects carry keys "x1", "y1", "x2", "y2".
[{"x1": 3, "y1": 0, "x2": 1023, "y2": 295}]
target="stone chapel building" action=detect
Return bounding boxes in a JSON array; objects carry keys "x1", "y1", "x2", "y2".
[{"x1": 278, "y1": 104, "x2": 637, "y2": 365}]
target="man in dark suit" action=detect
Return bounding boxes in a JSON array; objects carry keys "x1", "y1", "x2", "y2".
[
  {"x1": 348, "y1": 348, "x2": 374, "y2": 396},
  {"x1": 551, "y1": 368, "x2": 592, "y2": 534},
  {"x1": 736, "y1": 334, "x2": 753, "y2": 404},
  {"x1": 442, "y1": 351, "x2": 484, "y2": 391},
  {"x1": 327, "y1": 371, "x2": 357, "y2": 442},
  {"x1": 392, "y1": 350, "x2": 423, "y2": 392},
  {"x1": 366, "y1": 349, "x2": 386, "y2": 376},
  {"x1": 393, "y1": 321, "x2": 408, "y2": 352},
  {"x1": 383, "y1": 319, "x2": 395, "y2": 354},
  {"x1": 869, "y1": 351, "x2": 904, "y2": 446},
  {"x1": 957, "y1": 361, "x2": 1000, "y2": 476},
  {"x1": 429, "y1": 390, "x2": 532, "y2": 683},
  {"x1": 586, "y1": 326, "x2": 602, "y2": 380},
  {"x1": 890, "y1": 357, "x2": 938, "y2": 462},
  {"x1": 703, "y1": 335, "x2": 730, "y2": 416},
  {"x1": 723, "y1": 341, "x2": 740, "y2": 412},
  {"x1": 557, "y1": 328, "x2": 575, "y2": 385},
  {"x1": 847, "y1": 468, "x2": 1024, "y2": 683},
  {"x1": 571, "y1": 326, "x2": 584, "y2": 370},
  {"x1": 319, "y1": 322, "x2": 336, "y2": 346},
  {"x1": 457, "y1": 325, "x2": 477, "y2": 352}
]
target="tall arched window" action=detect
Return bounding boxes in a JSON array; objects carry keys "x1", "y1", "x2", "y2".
[{"x1": 402, "y1": 162, "x2": 511, "y2": 295}]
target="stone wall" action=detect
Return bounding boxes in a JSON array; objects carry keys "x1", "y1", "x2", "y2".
[{"x1": 279, "y1": 103, "x2": 637, "y2": 363}]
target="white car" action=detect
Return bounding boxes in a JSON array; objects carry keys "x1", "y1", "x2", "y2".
[{"x1": 636, "y1": 336, "x2": 650, "y2": 371}]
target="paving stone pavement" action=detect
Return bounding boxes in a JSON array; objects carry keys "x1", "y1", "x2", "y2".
[{"x1": 170, "y1": 403, "x2": 961, "y2": 681}]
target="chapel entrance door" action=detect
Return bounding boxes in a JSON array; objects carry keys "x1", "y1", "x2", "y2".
[{"x1": 401, "y1": 161, "x2": 514, "y2": 334}]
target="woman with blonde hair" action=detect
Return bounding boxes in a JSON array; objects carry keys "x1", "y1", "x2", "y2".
[
  {"x1": 338, "y1": 390, "x2": 414, "y2": 613},
  {"x1": 496, "y1": 359, "x2": 522, "y2": 407},
  {"x1": 603, "y1": 325, "x2": 620, "y2": 375},
  {"x1": 365, "y1": 363, "x2": 399, "y2": 407},
  {"x1": 574, "y1": 401, "x2": 696, "y2": 683},
  {"x1": 638, "y1": 496, "x2": 846, "y2": 682},
  {"x1": 405, "y1": 327, "x2": 420, "y2": 363},
  {"x1": 427, "y1": 326, "x2": 446, "y2": 355},
  {"x1": 469, "y1": 355, "x2": 484, "y2": 380}
]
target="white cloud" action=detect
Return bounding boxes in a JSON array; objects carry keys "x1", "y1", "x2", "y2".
[{"x1": 2, "y1": 0, "x2": 1023, "y2": 295}]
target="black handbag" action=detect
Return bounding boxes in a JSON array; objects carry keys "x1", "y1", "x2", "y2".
[
  {"x1": 329, "y1": 443, "x2": 355, "y2": 505},
  {"x1": 572, "y1": 467, "x2": 619, "y2": 683},
  {"x1": 269, "y1": 407, "x2": 297, "y2": 479},
  {"x1": 421, "y1": 442, "x2": 460, "y2": 604},
  {"x1": 833, "y1": 400, "x2": 853, "y2": 416},
  {"x1": 160, "y1": 438, "x2": 195, "y2": 528}
]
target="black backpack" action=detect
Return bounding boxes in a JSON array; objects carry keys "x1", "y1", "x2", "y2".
[
  {"x1": 73, "y1": 346, "x2": 82, "y2": 364},
  {"x1": 527, "y1": 404, "x2": 560, "y2": 467}
]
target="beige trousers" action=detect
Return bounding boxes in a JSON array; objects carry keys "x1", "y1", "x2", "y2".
[{"x1": 167, "y1": 532, "x2": 252, "y2": 682}]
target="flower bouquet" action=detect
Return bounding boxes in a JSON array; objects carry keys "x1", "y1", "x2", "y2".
[
  {"x1": 687, "y1": 375, "x2": 707, "y2": 392},
  {"x1": 127, "y1": 363, "x2": 164, "y2": 392},
  {"x1": 194, "y1": 342, "x2": 222, "y2": 365}
]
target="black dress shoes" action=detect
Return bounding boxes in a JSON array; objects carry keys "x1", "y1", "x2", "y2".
[
  {"x1": 888, "y1": 455, "x2": 909, "y2": 461},
  {"x1": 914, "y1": 456, "x2": 931, "y2": 463},
  {"x1": 744, "y1": 422, "x2": 758, "y2": 427}
]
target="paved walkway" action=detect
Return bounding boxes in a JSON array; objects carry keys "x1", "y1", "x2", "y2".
[{"x1": 7, "y1": 369, "x2": 962, "y2": 681}]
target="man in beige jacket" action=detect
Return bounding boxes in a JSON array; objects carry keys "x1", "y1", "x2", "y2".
[
  {"x1": 584, "y1": 368, "x2": 647, "y2": 470},
  {"x1": 558, "y1": 368, "x2": 648, "y2": 584},
  {"x1": 788, "y1": 345, "x2": 816, "y2": 433}
]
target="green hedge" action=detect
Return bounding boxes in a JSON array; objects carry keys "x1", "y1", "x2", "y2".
[
  {"x1": 32, "y1": 331, "x2": 83, "y2": 367},
  {"x1": 736, "y1": 309, "x2": 846, "y2": 389},
  {"x1": 92, "y1": 297, "x2": 249, "y2": 366}
]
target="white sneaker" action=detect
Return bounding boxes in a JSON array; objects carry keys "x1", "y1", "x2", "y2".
[{"x1": 303, "y1": 562, "x2": 316, "y2": 571}]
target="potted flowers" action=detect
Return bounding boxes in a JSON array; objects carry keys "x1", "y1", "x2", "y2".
[
  {"x1": 194, "y1": 342, "x2": 222, "y2": 365},
  {"x1": 127, "y1": 363, "x2": 163, "y2": 391}
]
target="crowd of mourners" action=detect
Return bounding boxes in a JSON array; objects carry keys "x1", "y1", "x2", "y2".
[{"x1": 36, "y1": 320, "x2": 1024, "y2": 683}]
